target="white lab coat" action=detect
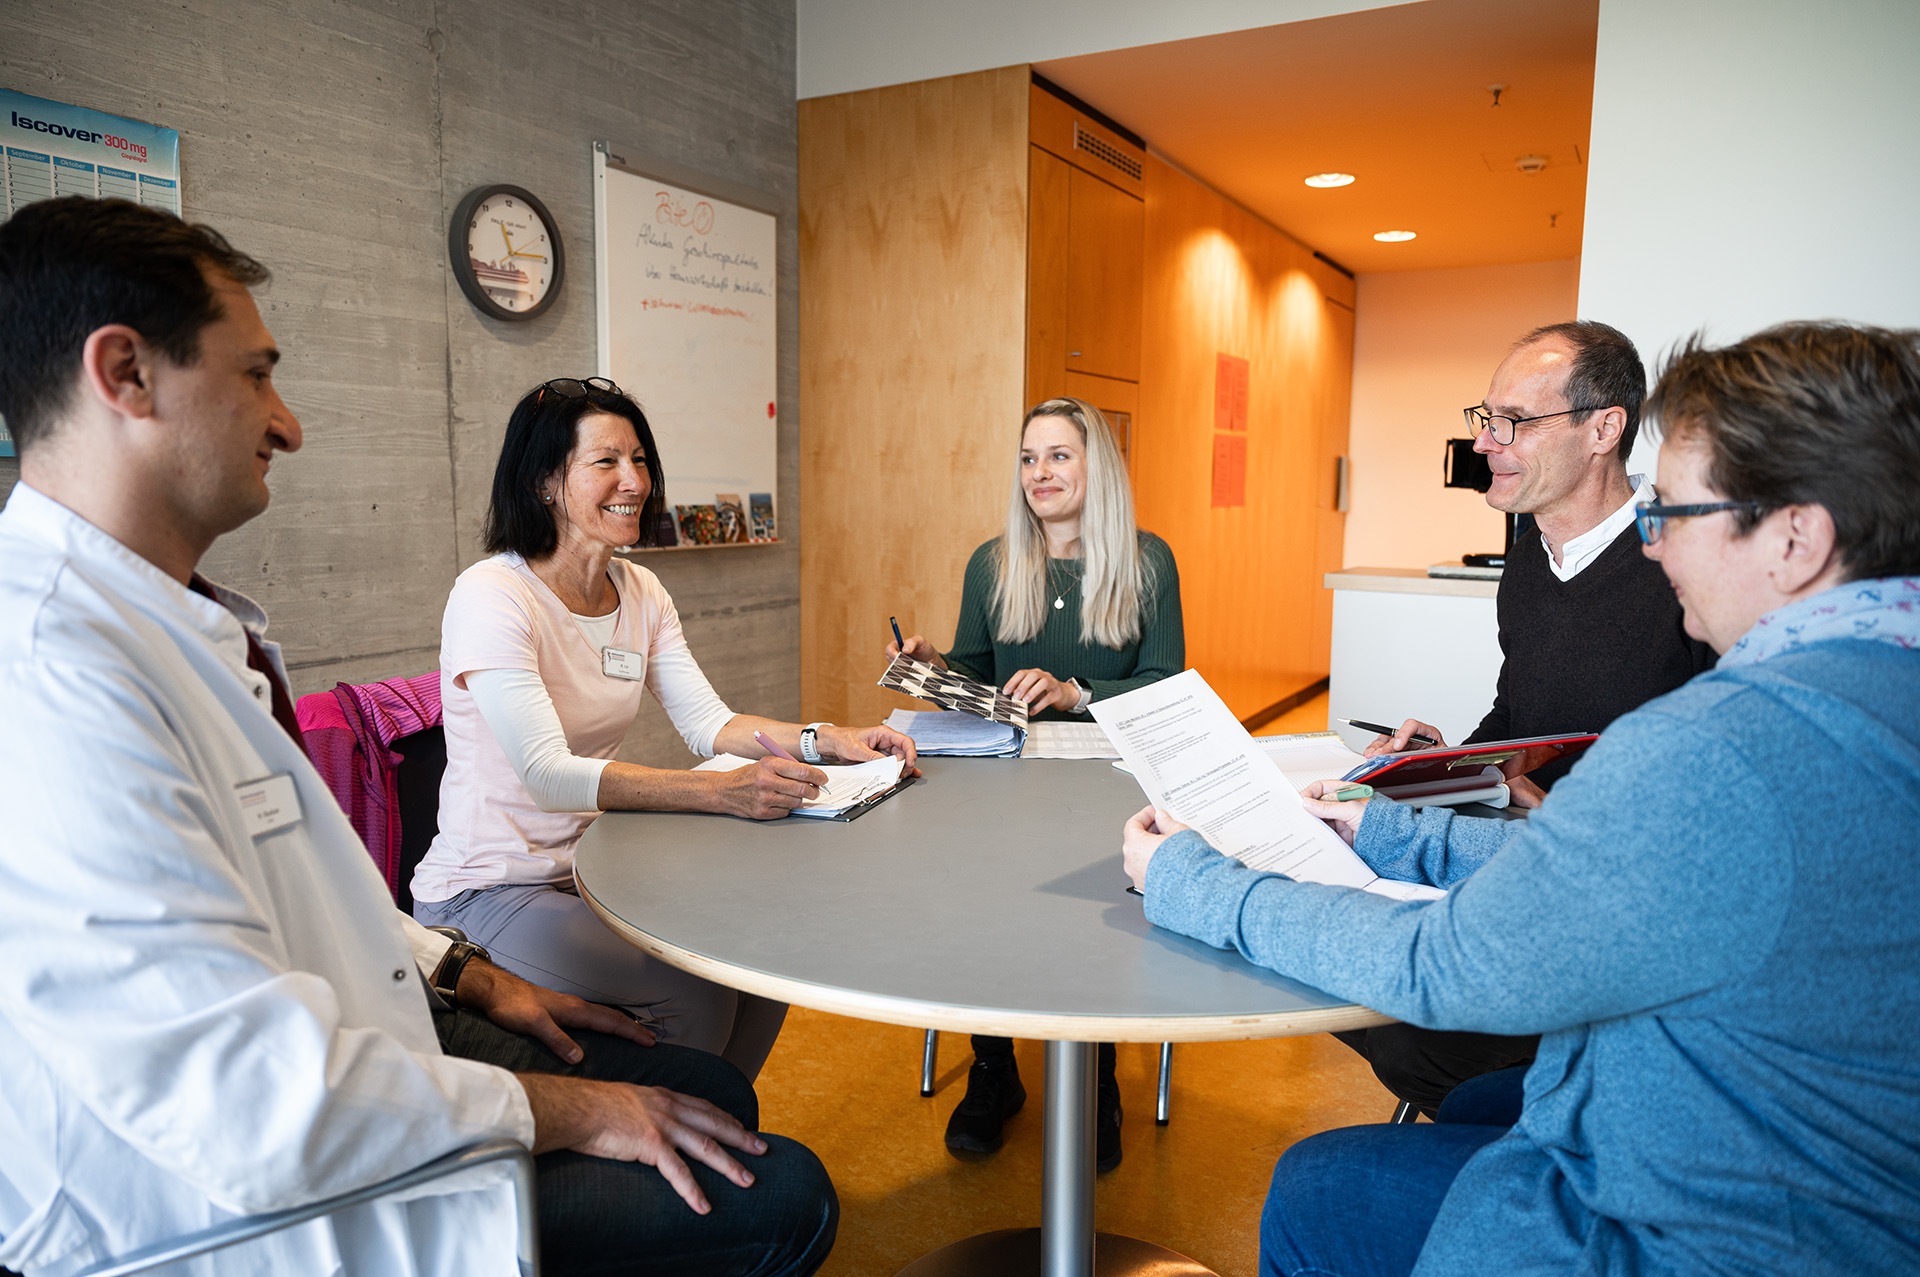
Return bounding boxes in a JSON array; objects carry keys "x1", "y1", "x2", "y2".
[{"x1": 0, "y1": 485, "x2": 535, "y2": 1276}]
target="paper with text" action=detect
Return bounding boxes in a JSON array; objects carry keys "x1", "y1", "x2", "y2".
[
  {"x1": 1020, "y1": 720, "x2": 1121, "y2": 759},
  {"x1": 1093, "y1": 672, "x2": 1442, "y2": 900},
  {"x1": 695, "y1": 753, "x2": 904, "y2": 817}
]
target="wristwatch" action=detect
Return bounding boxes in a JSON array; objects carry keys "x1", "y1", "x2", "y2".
[
  {"x1": 430, "y1": 939, "x2": 490, "y2": 1006},
  {"x1": 1069, "y1": 677, "x2": 1093, "y2": 714},
  {"x1": 800, "y1": 722, "x2": 834, "y2": 764}
]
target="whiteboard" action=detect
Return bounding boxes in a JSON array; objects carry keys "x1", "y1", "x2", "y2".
[{"x1": 593, "y1": 143, "x2": 778, "y2": 534}]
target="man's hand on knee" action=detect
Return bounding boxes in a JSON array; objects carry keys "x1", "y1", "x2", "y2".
[
  {"x1": 458, "y1": 959, "x2": 656, "y2": 1063},
  {"x1": 519, "y1": 1073, "x2": 768, "y2": 1214}
]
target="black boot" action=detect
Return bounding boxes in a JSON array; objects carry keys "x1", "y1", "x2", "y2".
[
  {"x1": 1096, "y1": 1048, "x2": 1123, "y2": 1173},
  {"x1": 945, "y1": 1053, "x2": 1027, "y2": 1155}
]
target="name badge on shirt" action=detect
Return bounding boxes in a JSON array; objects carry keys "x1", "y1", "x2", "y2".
[
  {"x1": 234, "y1": 772, "x2": 303, "y2": 837},
  {"x1": 603, "y1": 646, "x2": 647, "y2": 681}
]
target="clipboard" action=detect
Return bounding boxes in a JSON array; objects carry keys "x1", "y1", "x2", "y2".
[
  {"x1": 1341, "y1": 731, "x2": 1599, "y2": 798},
  {"x1": 790, "y1": 775, "x2": 917, "y2": 822}
]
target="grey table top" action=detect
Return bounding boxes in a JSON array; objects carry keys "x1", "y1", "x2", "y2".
[{"x1": 574, "y1": 756, "x2": 1390, "y2": 1042}]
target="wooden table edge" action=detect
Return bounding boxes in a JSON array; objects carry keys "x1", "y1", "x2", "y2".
[{"x1": 578, "y1": 877, "x2": 1394, "y2": 1043}]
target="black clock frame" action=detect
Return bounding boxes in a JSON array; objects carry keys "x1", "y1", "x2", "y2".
[{"x1": 448, "y1": 183, "x2": 566, "y2": 322}]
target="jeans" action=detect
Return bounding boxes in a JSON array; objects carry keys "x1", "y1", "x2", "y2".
[
  {"x1": 436, "y1": 1006, "x2": 837, "y2": 1276},
  {"x1": 1259, "y1": 1066, "x2": 1527, "y2": 1277}
]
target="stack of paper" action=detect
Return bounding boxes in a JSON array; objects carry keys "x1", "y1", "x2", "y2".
[
  {"x1": 885, "y1": 709, "x2": 1023, "y2": 757},
  {"x1": 695, "y1": 754, "x2": 907, "y2": 818},
  {"x1": 1020, "y1": 720, "x2": 1121, "y2": 759},
  {"x1": 1252, "y1": 731, "x2": 1368, "y2": 792}
]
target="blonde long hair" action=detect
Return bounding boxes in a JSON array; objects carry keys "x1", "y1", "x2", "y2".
[{"x1": 991, "y1": 398, "x2": 1153, "y2": 648}]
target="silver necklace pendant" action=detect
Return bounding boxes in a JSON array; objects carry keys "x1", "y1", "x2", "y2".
[{"x1": 1053, "y1": 596, "x2": 1065, "y2": 610}]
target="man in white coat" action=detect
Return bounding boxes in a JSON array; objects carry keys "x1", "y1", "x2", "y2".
[{"x1": 0, "y1": 197, "x2": 836, "y2": 1275}]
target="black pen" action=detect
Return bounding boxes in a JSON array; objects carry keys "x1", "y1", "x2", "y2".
[{"x1": 1346, "y1": 718, "x2": 1438, "y2": 747}]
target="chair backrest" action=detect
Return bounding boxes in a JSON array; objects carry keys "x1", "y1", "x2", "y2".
[{"x1": 390, "y1": 726, "x2": 446, "y2": 915}]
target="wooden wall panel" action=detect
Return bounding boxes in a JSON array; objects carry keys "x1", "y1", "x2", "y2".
[
  {"x1": 799, "y1": 68, "x2": 1031, "y2": 728},
  {"x1": 1065, "y1": 167, "x2": 1144, "y2": 382},
  {"x1": 1134, "y1": 154, "x2": 1357, "y2": 720},
  {"x1": 1026, "y1": 146, "x2": 1072, "y2": 408}
]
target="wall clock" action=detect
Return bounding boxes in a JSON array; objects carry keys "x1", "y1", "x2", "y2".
[{"x1": 449, "y1": 184, "x2": 565, "y2": 321}]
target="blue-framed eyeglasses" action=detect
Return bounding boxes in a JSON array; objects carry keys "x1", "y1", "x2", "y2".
[{"x1": 1634, "y1": 500, "x2": 1764, "y2": 545}]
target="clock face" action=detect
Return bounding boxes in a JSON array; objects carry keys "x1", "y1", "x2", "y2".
[{"x1": 452, "y1": 185, "x2": 564, "y2": 320}]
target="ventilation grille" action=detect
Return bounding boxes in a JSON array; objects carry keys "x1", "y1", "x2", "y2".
[{"x1": 1074, "y1": 122, "x2": 1142, "y2": 181}]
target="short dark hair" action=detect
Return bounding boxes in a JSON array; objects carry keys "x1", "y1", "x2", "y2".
[
  {"x1": 1516, "y1": 320, "x2": 1647, "y2": 458},
  {"x1": 483, "y1": 380, "x2": 669, "y2": 557},
  {"x1": 1645, "y1": 322, "x2": 1920, "y2": 581},
  {"x1": 0, "y1": 197, "x2": 269, "y2": 452}
]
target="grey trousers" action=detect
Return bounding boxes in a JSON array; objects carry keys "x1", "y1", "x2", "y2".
[{"x1": 417, "y1": 880, "x2": 788, "y2": 1082}]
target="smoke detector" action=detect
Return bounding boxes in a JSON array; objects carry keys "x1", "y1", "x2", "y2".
[{"x1": 1515, "y1": 153, "x2": 1549, "y2": 175}]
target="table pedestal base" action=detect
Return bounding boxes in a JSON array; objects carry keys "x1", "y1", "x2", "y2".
[{"x1": 895, "y1": 1228, "x2": 1215, "y2": 1276}]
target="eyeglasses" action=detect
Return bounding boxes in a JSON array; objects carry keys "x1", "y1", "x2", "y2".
[
  {"x1": 534, "y1": 376, "x2": 624, "y2": 403},
  {"x1": 1462, "y1": 403, "x2": 1607, "y2": 446},
  {"x1": 1633, "y1": 500, "x2": 1764, "y2": 545}
]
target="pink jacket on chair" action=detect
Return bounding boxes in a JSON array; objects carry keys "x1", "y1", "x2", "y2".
[{"x1": 294, "y1": 672, "x2": 442, "y2": 901}]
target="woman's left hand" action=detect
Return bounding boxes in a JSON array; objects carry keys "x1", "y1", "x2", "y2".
[
  {"x1": 822, "y1": 724, "x2": 920, "y2": 774},
  {"x1": 1003, "y1": 668, "x2": 1074, "y2": 712},
  {"x1": 1122, "y1": 805, "x2": 1191, "y2": 892}
]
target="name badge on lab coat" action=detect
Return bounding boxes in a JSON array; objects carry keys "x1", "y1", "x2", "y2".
[
  {"x1": 603, "y1": 646, "x2": 647, "y2": 681},
  {"x1": 234, "y1": 773, "x2": 302, "y2": 837}
]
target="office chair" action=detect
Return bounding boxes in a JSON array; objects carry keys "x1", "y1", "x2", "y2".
[
  {"x1": 920, "y1": 1030, "x2": 1178, "y2": 1125},
  {"x1": 67, "y1": 1139, "x2": 539, "y2": 1277}
]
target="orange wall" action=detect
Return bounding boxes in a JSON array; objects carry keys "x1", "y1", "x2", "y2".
[
  {"x1": 1135, "y1": 155, "x2": 1357, "y2": 720},
  {"x1": 1342, "y1": 259, "x2": 1579, "y2": 569}
]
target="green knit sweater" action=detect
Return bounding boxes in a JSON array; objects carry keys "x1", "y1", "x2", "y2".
[{"x1": 942, "y1": 532, "x2": 1185, "y2": 721}]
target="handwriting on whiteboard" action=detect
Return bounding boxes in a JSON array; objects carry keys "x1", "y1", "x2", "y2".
[
  {"x1": 656, "y1": 189, "x2": 714, "y2": 233},
  {"x1": 640, "y1": 298, "x2": 751, "y2": 320}
]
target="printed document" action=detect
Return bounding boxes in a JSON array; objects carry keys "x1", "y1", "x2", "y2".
[
  {"x1": 696, "y1": 754, "x2": 905, "y2": 818},
  {"x1": 1092, "y1": 671, "x2": 1442, "y2": 901},
  {"x1": 1020, "y1": 720, "x2": 1121, "y2": 759}
]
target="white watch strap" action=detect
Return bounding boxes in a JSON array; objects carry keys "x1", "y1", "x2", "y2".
[{"x1": 801, "y1": 722, "x2": 834, "y2": 764}]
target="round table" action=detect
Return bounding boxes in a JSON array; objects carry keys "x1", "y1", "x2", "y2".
[{"x1": 575, "y1": 756, "x2": 1389, "y2": 1276}]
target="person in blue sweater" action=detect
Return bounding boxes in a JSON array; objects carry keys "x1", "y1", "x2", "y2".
[{"x1": 1122, "y1": 321, "x2": 1920, "y2": 1277}]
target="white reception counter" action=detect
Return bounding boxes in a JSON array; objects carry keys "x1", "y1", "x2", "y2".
[{"x1": 1323, "y1": 568, "x2": 1502, "y2": 754}]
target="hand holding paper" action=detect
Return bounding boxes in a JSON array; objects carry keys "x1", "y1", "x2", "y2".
[{"x1": 1091, "y1": 670, "x2": 1443, "y2": 901}]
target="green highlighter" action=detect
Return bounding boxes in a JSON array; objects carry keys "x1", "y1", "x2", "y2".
[{"x1": 1331, "y1": 783, "x2": 1374, "y2": 802}]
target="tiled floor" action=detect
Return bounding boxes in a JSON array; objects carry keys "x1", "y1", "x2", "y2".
[{"x1": 752, "y1": 694, "x2": 1399, "y2": 1275}]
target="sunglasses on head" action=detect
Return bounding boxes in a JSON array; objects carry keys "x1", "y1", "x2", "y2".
[{"x1": 534, "y1": 376, "x2": 624, "y2": 403}]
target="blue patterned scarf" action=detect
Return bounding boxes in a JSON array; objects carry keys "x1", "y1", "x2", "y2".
[{"x1": 1722, "y1": 576, "x2": 1920, "y2": 668}]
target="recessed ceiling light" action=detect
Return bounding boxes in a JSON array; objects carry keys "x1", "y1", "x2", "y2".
[
  {"x1": 1304, "y1": 172, "x2": 1355, "y2": 188},
  {"x1": 1373, "y1": 230, "x2": 1417, "y2": 242}
]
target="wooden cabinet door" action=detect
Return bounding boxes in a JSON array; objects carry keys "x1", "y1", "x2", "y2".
[
  {"x1": 1026, "y1": 146, "x2": 1071, "y2": 410},
  {"x1": 1065, "y1": 167, "x2": 1143, "y2": 382}
]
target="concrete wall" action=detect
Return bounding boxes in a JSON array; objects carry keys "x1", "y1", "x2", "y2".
[
  {"x1": 1, "y1": 0, "x2": 799, "y2": 766},
  {"x1": 1343, "y1": 258, "x2": 1579, "y2": 569},
  {"x1": 1579, "y1": 0, "x2": 1920, "y2": 478}
]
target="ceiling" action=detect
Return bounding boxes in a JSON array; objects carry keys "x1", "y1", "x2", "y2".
[{"x1": 1035, "y1": 0, "x2": 1598, "y2": 274}]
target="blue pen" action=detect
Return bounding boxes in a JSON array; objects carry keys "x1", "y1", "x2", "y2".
[{"x1": 890, "y1": 615, "x2": 905, "y2": 652}]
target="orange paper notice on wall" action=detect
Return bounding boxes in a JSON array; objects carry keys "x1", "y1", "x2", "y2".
[
  {"x1": 1211, "y1": 433, "x2": 1247, "y2": 508},
  {"x1": 1214, "y1": 353, "x2": 1249, "y2": 432}
]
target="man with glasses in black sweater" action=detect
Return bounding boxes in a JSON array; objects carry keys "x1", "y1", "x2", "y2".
[{"x1": 1345, "y1": 320, "x2": 1715, "y2": 1119}]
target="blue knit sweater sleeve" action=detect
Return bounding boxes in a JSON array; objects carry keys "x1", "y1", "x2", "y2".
[
  {"x1": 1349, "y1": 800, "x2": 1521, "y2": 887},
  {"x1": 1144, "y1": 710, "x2": 1795, "y2": 1035}
]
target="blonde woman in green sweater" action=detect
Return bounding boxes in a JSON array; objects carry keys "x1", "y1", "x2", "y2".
[{"x1": 887, "y1": 397, "x2": 1185, "y2": 1170}]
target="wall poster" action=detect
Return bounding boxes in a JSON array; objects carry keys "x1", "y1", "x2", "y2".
[{"x1": 1, "y1": 88, "x2": 182, "y2": 456}]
